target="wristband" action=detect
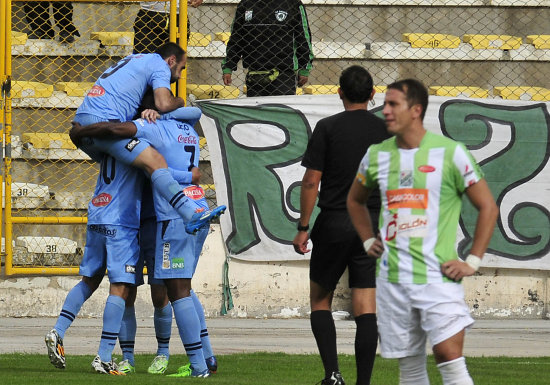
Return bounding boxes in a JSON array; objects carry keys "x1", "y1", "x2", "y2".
[
  {"x1": 297, "y1": 223, "x2": 309, "y2": 232},
  {"x1": 363, "y1": 238, "x2": 376, "y2": 254},
  {"x1": 465, "y1": 254, "x2": 482, "y2": 271}
]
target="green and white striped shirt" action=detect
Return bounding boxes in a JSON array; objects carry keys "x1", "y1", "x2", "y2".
[{"x1": 356, "y1": 131, "x2": 483, "y2": 284}]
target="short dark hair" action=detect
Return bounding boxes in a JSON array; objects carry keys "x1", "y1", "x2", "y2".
[
  {"x1": 387, "y1": 79, "x2": 429, "y2": 120},
  {"x1": 339, "y1": 65, "x2": 374, "y2": 103},
  {"x1": 135, "y1": 88, "x2": 156, "y2": 119},
  {"x1": 155, "y1": 42, "x2": 186, "y2": 62}
]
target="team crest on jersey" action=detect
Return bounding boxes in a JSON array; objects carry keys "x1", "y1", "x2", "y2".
[
  {"x1": 245, "y1": 10, "x2": 253, "y2": 21},
  {"x1": 125, "y1": 138, "x2": 140, "y2": 151},
  {"x1": 400, "y1": 170, "x2": 413, "y2": 187},
  {"x1": 87, "y1": 85, "x2": 105, "y2": 97},
  {"x1": 183, "y1": 185, "x2": 205, "y2": 200},
  {"x1": 92, "y1": 193, "x2": 112, "y2": 207},
  {"x1": 275, "y1": 10, "x2": 288, "y2": 21}
]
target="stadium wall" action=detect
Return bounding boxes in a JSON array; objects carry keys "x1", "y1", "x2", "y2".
[{"x1": 0, "y1": 224, "x2": 548, "y2": 319}]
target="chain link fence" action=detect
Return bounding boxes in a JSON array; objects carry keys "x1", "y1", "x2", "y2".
[{"x1": 3, "y1": 0, "x2": 550, "y2": 274}]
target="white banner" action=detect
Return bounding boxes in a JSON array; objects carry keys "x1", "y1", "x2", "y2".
[{"x1": 198, "y1": 94, "x2": 550, "y2": 270}]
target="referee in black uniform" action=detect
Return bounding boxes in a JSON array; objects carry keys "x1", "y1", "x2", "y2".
[
  {"x1": 221, "y1": 0, "x2": 313, "y2": 97},
  {"x1": 293, "y1": 66, "x2": 390, "y2": 385}
]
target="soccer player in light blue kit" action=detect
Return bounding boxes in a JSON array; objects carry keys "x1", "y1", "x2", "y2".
[
  {"x1": 45, "y1": 148, "x2": 148, "y2": 374},
  {"x1": 70, "y1": 106, "x2": 218, "y2": 377},
  {"x1": 73, "y1": 41, "x2": 224, "y2": 234}
]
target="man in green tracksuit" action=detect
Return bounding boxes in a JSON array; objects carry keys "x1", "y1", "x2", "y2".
[{"x1": 221, "y1": 0, "x2": 314, "y2": 97}]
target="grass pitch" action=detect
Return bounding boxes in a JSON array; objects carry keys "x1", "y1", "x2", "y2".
[{"x1": 1, "y1": 353, "x2": 548, "y2": 384}]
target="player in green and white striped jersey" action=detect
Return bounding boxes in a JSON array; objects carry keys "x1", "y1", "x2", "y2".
[{"x1": 347, "y1": 79, "x2": 498, "y2": 385}]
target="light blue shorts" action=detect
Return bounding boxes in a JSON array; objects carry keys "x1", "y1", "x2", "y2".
[
  {"x1": 80, "y1": 224, "x2": 143, "y2": 285},
  {"x1": 74, "y1": 113, "x2": 150, "y2": 165},
  {"x1": 154, "y1": 218, "x2": 209, "y2": 280}
]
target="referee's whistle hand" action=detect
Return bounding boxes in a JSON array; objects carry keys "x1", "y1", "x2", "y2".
[{"x1": 293, "y1": 232, "x2": 311, "y2": 255}]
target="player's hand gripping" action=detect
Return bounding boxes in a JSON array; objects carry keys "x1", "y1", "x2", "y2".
[
  {"x1": 364, "y1": 235, "x2": 383, "y2": 258},
  {"x1": 141, "y1": 109, "x2": 161, "y2": 123},
  {"x1": 441, "y1": 260, "x2": 476, "y2": 281}
]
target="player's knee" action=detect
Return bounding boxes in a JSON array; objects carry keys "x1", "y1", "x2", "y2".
[
  {"x1": 399, "y1": 354, "x2": 430, "y2": 385},
  {"x1": 437, "y1": 357, "x2": 474, "y2": 385},
  {"x1": 133, "y1": 147, "x2": 167, "y2": 175}
]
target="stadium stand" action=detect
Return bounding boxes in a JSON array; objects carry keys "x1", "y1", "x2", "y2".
[
  {"x1": 403, "y1": 33, "x2": 461, "y2": 49},
  {"x1": 429, "y1": 86, "x2": 489, "y2": 98},
  {"x1": 4, "y1": 0, "x2": 550, "y2": 272},
  {"x1": 493, "y1": 86, "x2": 550, "y2": 101},
  {"x1": 462, "y1": 34, "x2": 523, "y2": 49}
]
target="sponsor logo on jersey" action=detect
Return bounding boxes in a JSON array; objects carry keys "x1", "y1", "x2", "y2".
[
  {"x1": 385, "y1": 214, "x2": 398, "y2": 241},
  {"x1": 385, "y1": 214, "x2": 429, "y2": 241},
  {"x1": 176, "y1": 122, "x2": 191, "y2": 132},
  {"x1": 171, "y1": 258, "x2": 185, "y2": 269},
  {"x1": 92, "y1": 193, "x2": 112, "y2": 207},
  {"x1": 125, "y1": 264, "x2": 136, "y2": 274},
  {"x1": 400, "y1": 170, "x2": 413, "y2": 187},
  {"x1": 89, "y1": 224, "x2": 117, "y2": 238},
  {"x1": 386, "y1": 188, "x2": 428, "y2": 209},
  {"x1": 464, "y1": 164, "x2": 474, "y2": 178},
  {"x1": 418, "y1": 165, "x2": 436, "y2": 173},
  {"x1": 87, "y1": 85, "x2": 105, "y2": 97},
  {"x1": 162, "y1": 242, "x2": 170, "y2": 269},
  {"x1": 183, "y1": 185, "x2": 205, "y2": 200},
  {"x1": 125, "y1": 138, "x2": 140, "y2": 152},
  {"x1": 275, "y1": 10, "x2": 288, "y2": 21},
  {"x1": 245, "y1": 10, "x2": 253, "y2": 21},
  {"x1": 177, "y1": 135, "x2": 197, "y2": 144}
]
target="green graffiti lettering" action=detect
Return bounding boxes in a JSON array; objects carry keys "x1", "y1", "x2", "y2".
[
  {"x1": 440, "y1": 100, "x2": 550, "y2": 260},
  {"x1": 200, "y1": 102, "x2": 319, "y2": 255}
]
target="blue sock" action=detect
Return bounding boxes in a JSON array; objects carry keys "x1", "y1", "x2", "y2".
[
  {"x1": 190, "y1": 290, "x2": 214, "y2": 359},
  {"x1": 150, "y1": 168, "x2": 200, "y2": 222},
  {"x1": 98, "y1": 295, "x2": 125, "y2": 362},
  {"x1": 54, "y1": 281, "x2": 92, "y2": 339},
  {"x1": 154, "y1": 303, "x2": 172, "y2": 358},
  {"x1": 119, "y1": 306, "x2": 136, "y2": 366},
  {"x1": 172, "y1": 296, "x2": 207, "y2": 373}
]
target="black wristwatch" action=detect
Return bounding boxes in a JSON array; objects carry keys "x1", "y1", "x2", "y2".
[{"x1": 297, "y1": 223, "x2": 309, "y2": 232}]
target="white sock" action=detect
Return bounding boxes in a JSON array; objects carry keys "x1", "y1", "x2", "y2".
[
  {"x1": 399, "y1": 354, "x2": 430, "y2": 385},
  {"x1": 437, "y1": 356, "x2": 474, "y2": 385}
]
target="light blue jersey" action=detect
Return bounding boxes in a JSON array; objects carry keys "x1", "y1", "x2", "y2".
[
  {"x1": 87, "y1": 153, "x2": 145, "y2": 228},
  {"x1": 76, "y1": 53, "x2": 171, "y2": 122},
  {"x1": 134, "y1": 115, "x2": 202, "y2": 221}
]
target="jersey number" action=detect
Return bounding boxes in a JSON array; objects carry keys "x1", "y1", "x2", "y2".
[
  {"x1": 101, "y1": 155, "x2": 116, "y2": 184},
  {"x1": 100, "y1": 57, "x2": 132, "y2": 79},
  {"x1": 184, "y1": 145, "x2": 196, "y2": 171}
]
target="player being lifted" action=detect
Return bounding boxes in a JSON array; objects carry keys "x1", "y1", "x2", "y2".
[
  {"x1": 70, "y1": 105, "x2": 219, "y2": 378},
  {"x1": 73, "y1": 41, "x2": 225, "y2": 234}
]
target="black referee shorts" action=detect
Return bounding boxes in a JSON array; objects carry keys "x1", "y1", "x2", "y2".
[{"x1": 309, "y1": 209, "x2": 378, "y2": 291}]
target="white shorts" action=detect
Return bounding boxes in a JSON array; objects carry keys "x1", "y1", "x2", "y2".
[{"x1": 376, "y1": 278, "x2": 474, "y2": 359}]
